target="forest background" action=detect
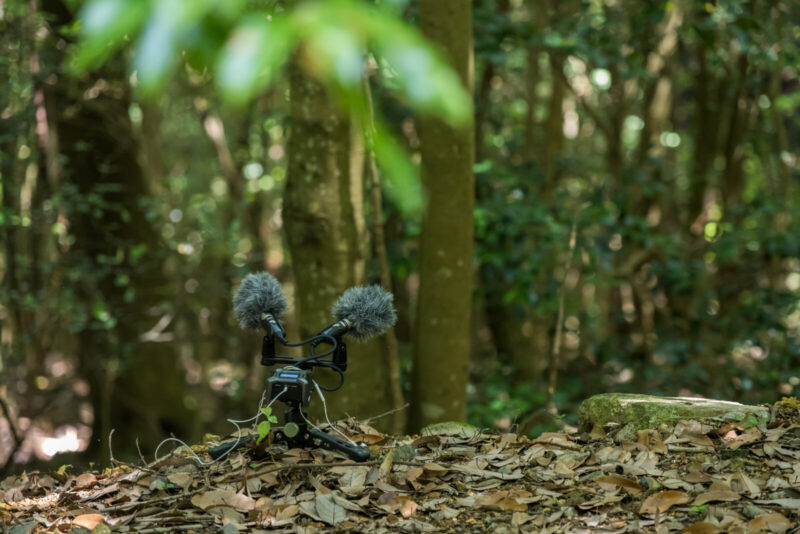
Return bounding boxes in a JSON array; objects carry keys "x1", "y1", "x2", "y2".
[{"x1": 1, "y1": 0, "x2": 799, "y2": 474}]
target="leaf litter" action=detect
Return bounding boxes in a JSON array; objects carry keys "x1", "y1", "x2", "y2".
[{"x1": 1, "y1": 399, "x2": 799, "y2": 533}]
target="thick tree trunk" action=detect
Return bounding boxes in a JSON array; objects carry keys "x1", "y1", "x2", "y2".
[
  {"x1": 410, "y1": 0, "x2": 474, "y2": 430},
  {"x1": 283, "y1": 66, "x2": 392, "y2": 425}
]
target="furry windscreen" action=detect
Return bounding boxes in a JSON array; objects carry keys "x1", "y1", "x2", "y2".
[
  {"x1": 233, "y1": 272, "x2": 289, "y2": 330},
  {"x1": 332, "y1": 285, "x2": 397, "y2": 340}
]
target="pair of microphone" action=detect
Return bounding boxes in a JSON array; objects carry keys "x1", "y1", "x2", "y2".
[{"x1": 232, "y1": 272, "x2": 397, "y2": 345}]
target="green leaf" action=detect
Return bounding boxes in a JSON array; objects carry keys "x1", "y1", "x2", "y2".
[
  {"x1": 133, "y1": 0, "x2": 216, "y2": 96},
  {"x1": 216, "y1": 16, "x2": 293, "y2": 106},
  {"x1": 72, "y1": 0, "x2": 148, "y2": 71},
  {"x1": 256, "y1": 420, "x2": 271, "y2": 444},
  {"x1": 306, "y1": 25, "x2": 364, "y2": 88},
  {"x1": 369, "y1": 14, "x2": 471, "y2": 126}
]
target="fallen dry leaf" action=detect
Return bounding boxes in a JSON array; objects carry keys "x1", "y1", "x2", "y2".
[
  {"x1": 379, "y1": 450, "x2": 394, "y2": 480},
  {"x1": 191, "y1": 489, "x2": 255, "y2": 511},
  {"x1": 347, "y1": 433, "x2": 383, "y2": 445},
  {"x1": 512, "y1": 511, "x2": 535, "y2": 526},
  {"x1": 692, "y1": 490, "x2": 740, "y2": 506},
  {"x1": 73, "y1": 473, "x2": 98, "y2": 489},
  {"x1": 72, "y1": 513, "x2": 105, "y2": 529},
  {"x1": 167, "y1": 472, "x2": 192, "y2": 489},
  {"x1": 315, "y1": 492, "x2": 348, "y2": 526},
  {"x1": 638, "y1": 430, "x2": 668, "y2": 454},
  {"x1": 639, "y1": 490, "x2": 690, "y2": 515},
  {"x1": 748, "y1": 512, "x2": 791, "y2": 533},
  {"x1": 400, "y1": 498, "x2": 418, "y2": 518},
  {"x1": 681, "y1": 522, "x2": 721, "y2": 534},
  {"x1": 595, "y1": 474, "x2": 643, "y2": 494}
]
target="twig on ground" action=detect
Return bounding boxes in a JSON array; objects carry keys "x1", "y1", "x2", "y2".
[
  {"x1": 137, "y1": 523, "x2": 209, "y2": 533},
  {"x1": 101, "y1": 488, "x2": 206, "y2": 512},
  {"x1": 666, "y1": 445, "x2": 713, "y2": 453},
  {"x1": 109, "y1": 428, "x2": 118, "y2": 465},
  {"x1": 0, "y1": 391, "x2": 23, "y2": 474},
  {"x1": 361, "y1": 403, "x2": 410, "y2": 425},
  {"x1": 250, "y1": 459, "x2": 425, "y2": 478},
  {"x1": 136, "y1": 437, "x2": 147, "y2": 466}
]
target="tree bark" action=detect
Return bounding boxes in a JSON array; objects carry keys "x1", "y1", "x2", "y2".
[
  {"x1": 283, "y1": 66, "x2": 393, "y2": 426},
  {"x1": 410, "y1": 0, "x2": 474, "y2": 430},
  {"x1": 40, "y1": 0, "x2": 194, "y2": 460}
]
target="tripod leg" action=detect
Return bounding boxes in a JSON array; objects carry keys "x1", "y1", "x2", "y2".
[
  {"x1": 208, "y1": 435, "x2": 253, "y2": 460},
  {"x1": 307, "y1": 428, "x2": 370, "y2": 461}
]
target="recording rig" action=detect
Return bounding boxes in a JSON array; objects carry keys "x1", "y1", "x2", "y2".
[{"x1": 208, "y1": 274, "x2": 396, "y2": 462}]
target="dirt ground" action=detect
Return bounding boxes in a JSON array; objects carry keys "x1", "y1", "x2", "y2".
[{"x1": 2, "y1": 399, "x2": 800, "y2": 533}]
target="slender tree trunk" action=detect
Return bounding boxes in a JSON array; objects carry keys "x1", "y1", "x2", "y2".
[
  {"x1": 542, "y1": 53, "x2": 565, "y2": 195},
  {"x1": 410, "y1": 0, "x2": 474, "y2": 430},
  {"x1": 362, "y1": 75, "x2": 405, "y2": 434},
  {"x1": 523, "y1": 47, "x2": 539, "y2": 161},
  {"x1": 283, "y1": 66, "x2": 393, "y2": 425}
]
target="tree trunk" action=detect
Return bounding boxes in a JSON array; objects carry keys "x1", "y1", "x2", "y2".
[
  {"x1": 410, "y1": 0, "x2": 474, "y2": 430},
  {"x1": 283, "y1": 66, "x2": 393, "y2": 426},
  {"x1": 41, "y1": 0, "x2": 194, "y2": 460}
]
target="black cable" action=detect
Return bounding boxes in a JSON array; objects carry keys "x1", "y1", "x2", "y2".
[{"x1": 292, "y1": 334, "x2": 338, "y2": 367}]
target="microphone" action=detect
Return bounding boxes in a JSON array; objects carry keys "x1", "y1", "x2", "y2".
[
  {"x1": 233, "y1": 272, "x2": 289, "y2": 342},
  {"x1": 313, "y1": 285, "x2": 397, "y2": 345}
]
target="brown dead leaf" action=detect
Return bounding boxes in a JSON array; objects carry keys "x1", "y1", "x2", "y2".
[
  {"x1": 276, "y1": 504, "x2": 299, "y2": 521},
  {"x1": 379, "y1": 450, "x2": 394, "y2": 480},
  {"x1": 402, "y1": 467, "x2": 424, "y2": 487},
  {"x1": 735, "y1": 472, "x2": 761, "y2": 498},
  {"x1": 637, "y1": 430, "x2": 668, "y2": 454},
  {"x1": 336, "y1": 466, "x2": 368, "y2": 490},
  {"x1": 532, "y1": 432, "x2": 582, "y2": 451},
  {"x1": 422, "y1": 462, "x2": 448, "y2": 476},
  {"x1": 72, "y1": 513, "x2": 105, "y2": 529},
  {"x1": 724, "y1": 427, "x2": 762, "y2": 450},
  {"x1": 692, "y1": 490, "x2": 740, "y2": 506},
  {"x1": 350, "y1": 433, "x2": 385, "y2": 445},
  {"x1": 589, "y1": 424, "x2": 606, "y2": 440},
  {"x1": 191, "y1": 489, "x2": 255, "y2": 511},
  {"x1": 512, "y1": 511, "x2": 535, "y2": 527},
  {"x1": 167, "y1": 472, "x2": 192, "y2": 489},
  {"x1": 400, "y1": 498, "x2": 418, "y2": 518},
  {"x1": 665, "y1": 421, "x2": 715, "y2": 449},
  {"x1": 411, "y1": 435, "x2": 441, "y2": 449},
  {"x1": 314, "y1": 493, "x2": 348, "y2": 525},
  {"x1": 681, "y1": 522, "x2": 721, "y2": 534},
  {"x1": 684, "y1": 471, "x2": 713, "y2": 483},
  {"x1": 748, "y1": 512, "x2": 791, "y2": 533},
  {"x1": 639, "y1": 490, "x2": 690, "y2": 515},
  {"x1": 495, "y1": 497, "x2": 527, "y2": 512},
  {"x1": 596, "y1": 475, "x2": 643, "y2": 494},
  {"x1": 450, "y1": 464, "x2": 524, "y2": 481},
  {"x1": 73, "y1": 473, "x2": 98, "y2": 490}
]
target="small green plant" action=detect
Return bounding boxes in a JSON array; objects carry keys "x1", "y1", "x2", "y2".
[
  {"x1": 256, "y1": 406, "x2": 279, "y2": 444},
  {"x1": 742, "y1": 414, "x2": 768, "y2": 429},
  {"x1": 689, "y1": 504, "x2": 709, "y2": 514},
  {"x1": 57, "y1": 464, "x2": 72, "y2": 475}
]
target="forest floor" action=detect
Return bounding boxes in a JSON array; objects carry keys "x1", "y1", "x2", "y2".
[{"x1": 2, "y1": 399, "x2": 800, "y2": 534}]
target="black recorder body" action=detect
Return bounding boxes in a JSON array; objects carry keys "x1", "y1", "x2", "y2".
[
  {"x1": 267, "y1": 368, "x2": 312, "y2": 407},
  {"x1": 208, "y1": 273, "x2": 396, "y2": 462}
]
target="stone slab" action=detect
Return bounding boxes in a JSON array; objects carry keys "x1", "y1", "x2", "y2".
[{"x1": 578, "y1": 393, "x2": 769, "y2": 431}]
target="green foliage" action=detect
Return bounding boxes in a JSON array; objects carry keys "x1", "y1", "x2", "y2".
[
  {"x1": 256, "y1": 406, "x2": 278, "y2": 444},
  {"x1": 71, "y1": 0, "x2": 471, "y2": 215}
]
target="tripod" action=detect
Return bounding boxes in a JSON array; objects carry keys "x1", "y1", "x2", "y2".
[
  {"x1": 272, "y1": 403, "x2": 369, "y2": 461},
  {"x1": 208, "y1": 333, "x2": 369, "y2": 461}
]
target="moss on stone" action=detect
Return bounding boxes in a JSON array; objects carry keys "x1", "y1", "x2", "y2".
[{"x1": 578, "y1": 393, "x2": 769, "y2": 431}]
